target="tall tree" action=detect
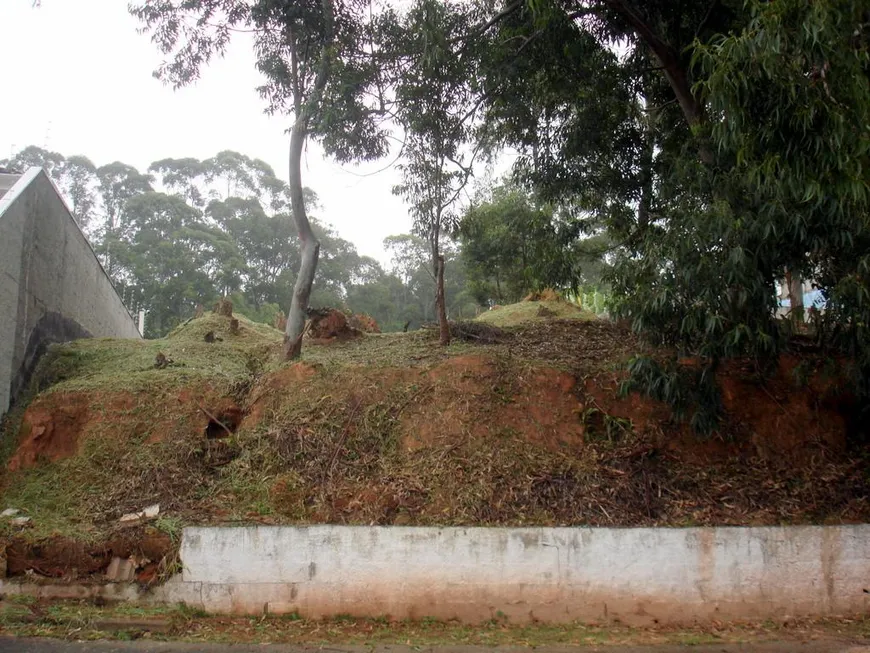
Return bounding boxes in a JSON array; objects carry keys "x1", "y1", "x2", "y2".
[
  {"x1": 96, "y1": 162, "x2": 154, "y2": 274},
  {"x1": 149, "y1": 157, "x2": 208, "y2": 206},
  {"x1": 1, "y1": 145, "x2": 65, "y2": 176},
  {"x1": 57, "y1": 155, "x2": 100, "y2": 232},
  {"x1": 131, "y1": 0, "x2": 388, "y2": 359},
  {"x1": 112, "y1": 191, "x2": 230, "y2": 336},
  {"x1": 387, "y1": 0, "x2": 482, "y2": 345}
]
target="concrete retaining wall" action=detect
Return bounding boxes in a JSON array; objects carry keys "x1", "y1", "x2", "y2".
[
  {"x1": 0, "y1": 168, "x2": 140, "y2": 414},
  {"x1": 2, "y1": 524, "x2": 868, "y2": 624},
  {"x1": 150, "y1": 524, "x2": 870, "y2": 624}
]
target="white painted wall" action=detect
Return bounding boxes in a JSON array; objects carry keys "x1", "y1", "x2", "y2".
[{"x1": 173, "y1": 525, "x2": 870, "y2": 624}]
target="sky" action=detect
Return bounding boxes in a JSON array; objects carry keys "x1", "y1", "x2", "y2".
[{"x1": 0, "y1": 0, "x2": 479, "y2": 264}]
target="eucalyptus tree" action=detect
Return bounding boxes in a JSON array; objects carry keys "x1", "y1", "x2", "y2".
[
  {"x1": 58, "y1": 155, "x2": 100, "y2": 232},
  {"x1": 148, "y1": 157, "x2": 208, "y2": 207},
  {"x1": 131, "y1": 0, "x2": 388, "y2": 358},
  {"x1": 385, "y1": 0, "x2": 484, "y2": 345}
]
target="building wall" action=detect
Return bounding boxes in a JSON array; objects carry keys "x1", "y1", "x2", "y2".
[
  {"x1": 173, "y1": 524, "x2": 870, "y2": 624},
  {"x1": 0, "y1": 168, "x2": 140, "y2": 414}
]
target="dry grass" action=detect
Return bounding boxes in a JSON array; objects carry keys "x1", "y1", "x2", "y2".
[{"x1": 0, "y1": 307, "x2": 868, "y2": 556}]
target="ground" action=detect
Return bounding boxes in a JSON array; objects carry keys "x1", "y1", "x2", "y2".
[
  {"x1": 0, "y1": 296, "x2": 866, "y2": 581},
  {"x1": 0, "y1": 600, "x2": 868, "y2": 650},
  {"x1": 2, "y1": 640, "x2": 869, "y2": 652}
]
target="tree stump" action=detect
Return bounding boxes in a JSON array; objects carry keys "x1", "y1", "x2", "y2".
[
  {"x1": 214, "y1": 298, "x2": 233, "y2": 317},
  {"x1": 274, "y1": 311, "x2": 287, "y2": 332}
]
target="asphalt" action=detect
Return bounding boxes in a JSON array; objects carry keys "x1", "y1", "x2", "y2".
[{"x1": 0, "y1": 640, "x2": 869, "y2": 653}]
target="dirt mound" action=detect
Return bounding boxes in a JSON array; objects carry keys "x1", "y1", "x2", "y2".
[
  {"x1": 402, "y1": 355, "x2": 584, "y2": 452},
  {"x1": 476, "y1": 299, "x2": 593, "y2": 327},
  {"x1": 1, "y1": 316, "x2": 867, "y2": 580},
  {"x1": 348, "y1": 313, "x2": 380, "y2": 334},
  {"x1": 8, "y1": 394, "x2": 93, "y2": 472},
  {"x1": 6, "y1": 527, "x2": 173, "y2": 581},
  {"x1": 306, "y1": 309, "x2": 362, "y2": 343},
  {"x1": 7, "y1": 387, "x2": 243, "y2": 472}
]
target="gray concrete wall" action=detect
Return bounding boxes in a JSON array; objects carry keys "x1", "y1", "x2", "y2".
[
  {"x1": 1, "y1": 524, "x2": 869, "y2": 625},
  {"x1": 164, "y1": 524, "x2": 870, "y2": 624},
  {"x1": 0, "y1": 168, "x2": 140, "y2": 414}
]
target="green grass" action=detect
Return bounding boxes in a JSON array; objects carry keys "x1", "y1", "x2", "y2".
[
  {"x1": 475, "y1": 299, "x2": 596, "y2": 327},
  {"x1": 32, "y1": 312, "x2": 282, "y2": 396}
]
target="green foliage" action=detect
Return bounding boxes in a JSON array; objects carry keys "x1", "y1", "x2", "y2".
[
  {"x1": 460, "y1": 182, "x2": 595, "y2": 304},
  {"x1": 622, "y1": 356, "x2": 722, "y2": 434},
  {"x1": 466, "y1": 0, "x2": 870, "y2": 428}
]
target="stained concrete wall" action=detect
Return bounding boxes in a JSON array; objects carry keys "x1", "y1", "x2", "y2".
[
  {"x1": 0, "y1": 168, "x2": 140, "y2": 414},
  {"x1": 1, "y1": 524, "x2": 868, "y2": 624},
  {"x1": 156, "y1": 524, "x2": 870, "y2": 624}
]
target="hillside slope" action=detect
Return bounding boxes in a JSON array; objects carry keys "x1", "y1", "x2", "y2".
[{"x1": 0, "y1": 305, "x2": 866, "y2": 580}]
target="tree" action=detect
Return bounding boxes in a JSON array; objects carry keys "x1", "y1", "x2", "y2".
[
  {"x1": 112, "y1": 192, "x2": 229, "y2": 336},
  {"x1": 7, "y1": 143, "x2": 394, "y2": 338},
  {"x1": 58, "y1": 156, "x2": 100, "y2": 233},
  {"x1": 131, "y1": 0, "x2": 388, "y2": 359},
  {"x1": 387, "y1": 0, "x2": 483, "y2": 346},
  {"x1": 0, "y1": 147, "x2": 100, "y2": 233},
  {"x1": 460, "y1": 182, "x2": 589, "y2": 304},
  {"x1": 149, "y1": 157, "x2": 208, "y2": 206},
  {"x1": 96, "y1": 162, "x2": 153, "y2": 266},
  {"x1": 692, "y1": 0, "x2": 870, "y2": 395},
  {"x1": 1, "y1": 145, "x2": 65, "y2": 176}
]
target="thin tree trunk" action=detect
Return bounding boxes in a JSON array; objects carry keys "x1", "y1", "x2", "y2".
[
  {"x1": 283, "y1": 119, "x2": 321, "y2": 359},
  {"x1": 786, "y1": 268, "x2": 804, "y2": 323},
  {"x1": 436, "y1": 254, "x2": 449, "y2": 346}
]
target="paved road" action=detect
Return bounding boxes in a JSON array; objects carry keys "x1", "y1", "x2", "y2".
[{"x1": 1, "y1": 640, "x2": 869, "y2": 653}]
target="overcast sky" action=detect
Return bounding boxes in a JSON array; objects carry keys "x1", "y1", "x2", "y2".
[{"x1": 0, "y1": 0, "x2": 483, "y2": 264}]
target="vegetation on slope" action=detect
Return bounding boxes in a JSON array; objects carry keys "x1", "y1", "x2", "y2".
[{"x1": 0, "y1": 303, "x2": 866, "y2": 583}]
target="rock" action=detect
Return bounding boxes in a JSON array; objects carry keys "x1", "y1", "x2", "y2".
[
  {"x1": 119, "y1": 504, "x2": 160, "y2": 524},
  {"x1": 10, "y1": 517, "x2": 31, "y2": 526},
  {"x1": 203, "y1": 330, "x2": 223, "y2": 343},
  {"x1": 1, "y1": 508, "x2": 20, "y2": 517},
  {"x1": 105, "y1": 556, "x2": 136, "y2": 583}
]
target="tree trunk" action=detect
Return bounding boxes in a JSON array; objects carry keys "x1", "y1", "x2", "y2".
[
  {"x1": 281, "y1": 0, "x2": 333, "y2": 360},
  {"x1": 283, "y1": 119, "x2": 321, "y2": 360},
  {"x1": 601, "y1": 1, "x2": 713, "y2": 164},
  {"x1": 786, "y1": 268, "x2": 804, "y2": 323},
  {"x1": 436, "y1": 254, "x2": 450, "y2": 346}
]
